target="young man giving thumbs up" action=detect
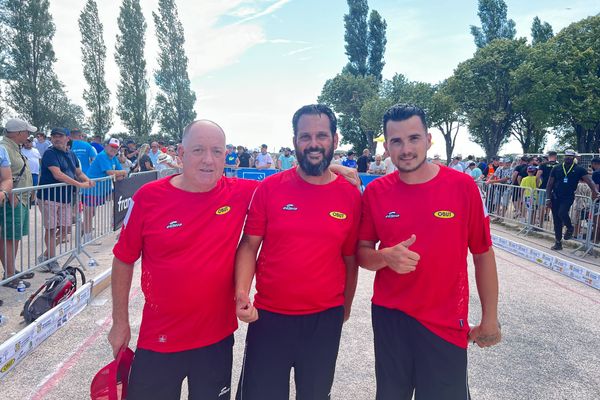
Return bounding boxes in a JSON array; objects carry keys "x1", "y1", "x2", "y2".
[{"x1": 357, "y1": 104, "x2": 501, "y2": 400}]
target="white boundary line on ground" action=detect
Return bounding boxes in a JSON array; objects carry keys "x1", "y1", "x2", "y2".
[{"x1": 492, "y1": 234, "x2": 600, "y2": 291}]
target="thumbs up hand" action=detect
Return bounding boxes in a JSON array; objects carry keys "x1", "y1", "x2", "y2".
[{"x1": 381, "y1": 234, "x2": 420, "y2": 274}]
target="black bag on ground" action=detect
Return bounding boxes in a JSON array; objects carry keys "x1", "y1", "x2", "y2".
[{"x1": 21, "y1": 266, "x2": 86, "y2": 323}]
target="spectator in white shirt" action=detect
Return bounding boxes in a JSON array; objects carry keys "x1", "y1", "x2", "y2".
[
  {"x1": 449, "y1": 156, "x2": 465, "y2": 172},
  {"x1": 368, "y1": 154, "x2": 386, "y2": 175},
  {"x1": 255, "y1": 144, "x2": 273, "y2": 169},
  {"x1": 383, "y1": 150, "x2": 397, "y2": 174},
  {"x1": 22, "y1": 136, "x2": 42, "y2": 185}
]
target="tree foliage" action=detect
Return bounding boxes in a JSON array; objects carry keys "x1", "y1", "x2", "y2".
[
  {"x1": 2, "y1": 0, "x2": 82, "y2": 131},
  {"x1": 343, "y1": 0, "x2": 369, "y2": 77},
  {"x1": 79, "y1": 0, "x2": 112, "y2": 136},
  {"x1": 452, "y1": 39, "x2": 528, "y2": 158},
  {"x1": 153, "y1": 0, "x2": 196, "y2": 141},
  {"x1": 531, "y1": 16, "x2": 553, "y2": 45},
  {"x1": 367, "y1": 10, "x2": 387, "y2": 81},
  {"x1": 115, "y1": 0, "x2": 153, "y2": 137},
  {"x1": 470, "y1": 0, "x2": 516, "y2": 48}
]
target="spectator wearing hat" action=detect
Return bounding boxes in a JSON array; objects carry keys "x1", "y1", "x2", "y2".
[
  {"x1": 255, "y1": 144, "x2": 273, "y2": 169},
  {"x1": 155, "y1": 151, "x2": 173, "y2": 172},
  {"x1": 166, "y1": 146, "x2": 182, "y2": 169},
  {"x1": 21, "y1": 135, "x2": 42, "y2": 186},
  {"x1": 545, "y1": 149, "x2": 598, "y2": 250},
  {"x1": 1, "y1": 118, "x2": 35, "y2": 287},
  {"x1": 277, "y1": 147, "x2": 296, "y2": 170},
  {"x1": 82, "y1": 138, "x2": 127, "y2": 243},
  {"x1": 34, "y1": 132, "x2": 51, "y2": 157},
  {"x1": 520, "y1": 165, "x2": 542, "y2": 223},
  {"x1": 71, "y1": 129, "x2": 97, "y2": 174},
  {"x1": 431, "y1": 154, "x2": 443, "y2": 166},
  {"x1": 149, "y1": 141, "x2": 162, "y2": 167},
  {"x1": 237, "y1": 146, "x2": 251, "y2": 168},
  {"x1": 37, "y1": 127, "x2": 94, "y2": 272},
  {"x1": 342, "y1": 151, "x2": 358, "y2": 169}
]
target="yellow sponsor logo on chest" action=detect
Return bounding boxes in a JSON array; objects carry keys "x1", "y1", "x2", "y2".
[
  {"x1": 329, "y1": 211, "x2": 347, "y2": 220},
  {"x1": 433, "y1": 210, "x2": 455, "y2": 219},
  {"x1": 216, "y1": 206, "x2": 231, "y2": 215}
]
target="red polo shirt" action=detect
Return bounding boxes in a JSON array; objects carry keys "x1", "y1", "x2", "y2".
[
  {"x1": 244, "y1": 168, "x2": 361, "y2": 315},
  {"x1": 359, "y1": 166, "x2": 492, "y2": 348},
  {"x1": 113, "y1": 176, "x2": 258, "y2": 352}
]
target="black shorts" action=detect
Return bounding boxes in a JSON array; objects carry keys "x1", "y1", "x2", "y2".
[
  {"x1": 236, "y1": 306, "x2": 344, "y2": 400},
  {"x1": 372, "y1": 304, "x2": 470, "y2": 400},
  {"x1": 128, "y1": 335, "x2": 234, "y2": 400}
]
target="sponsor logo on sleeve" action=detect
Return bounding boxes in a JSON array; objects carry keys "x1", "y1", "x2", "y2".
[
  {"x1": 282, "y1": 204, "x2": 298, "y2": 211},
  {"x1": 166, "y1": 221, "x2": 183, "y2": 229}
]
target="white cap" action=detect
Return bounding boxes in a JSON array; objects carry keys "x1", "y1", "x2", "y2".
[
  {"x1": 5, "y1": 118, "x2": 37, "y2": 133},
  {"x1": 107, "y1": 138, "x2": 120, "y2": 148}
]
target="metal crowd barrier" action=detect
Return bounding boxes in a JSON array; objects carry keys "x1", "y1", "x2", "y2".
[
  {"x1": 0, "y1": 169, "x2": 181, "y2": 288},
  {"x1": 478, "y1": 182, "x2": 599, "y2": 258}
]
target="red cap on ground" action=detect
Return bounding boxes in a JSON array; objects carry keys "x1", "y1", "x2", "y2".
[{"x1": 90, "y1": 347, "x2": 134, "y2": 400}]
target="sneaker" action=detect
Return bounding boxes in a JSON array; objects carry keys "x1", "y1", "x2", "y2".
[
  {"x1": 3, "y1": 280, "x2": 31, "y2": 288},
  {"x1": 39, "y1": 260, "x2": 61, "y2": 273},
  {"x1": 563, "y1": 229, "x2": 574, "y2": 241},
  {"x1": 551, "y1": 242, "x2": 563, "y2": 251}
]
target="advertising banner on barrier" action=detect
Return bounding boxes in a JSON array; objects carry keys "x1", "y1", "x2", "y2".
[
  {"x1": 0, "y1": 283, "x2": 92, "y2": 380},
  {"x1": 491, "y1": 234, "x2": 600, "y2": 290},
  {"x1": 113, "y1": 172, "x2": 158, "y2": 231}
]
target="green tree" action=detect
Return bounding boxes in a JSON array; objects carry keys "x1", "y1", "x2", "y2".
[
  {"x1": 318, "y1": 72, "x2": 379, "y2": 152},
  {"x1": 367, "y1": 10, "x2": 387, "y2": 81},
  {"x1": 2, "y1": 0, "x2": 64, "y2": 131},
  {"x1": 343, "y1": 0, "x2": 369, "y2": 77},
  {"x1": 79, "y1": 0, "x2": 112, "y2": 136},
  {"x1": 531, "y1": 16, "x2": 553, "y2": 45},
  {"x1": 539, "y1": 16, "x2": 600, "y2": 152},
  {"x1": 153, "y1": 0, "x2": 196, "y2": 141},
  {"x1": 470, "y1": 0, "x2": 516, "y2": 48},
  {"x1": 115, "y1": 0, "x2": 153, "y2": 137},
  {"x1": 452, "y1": 39, "x2": 528, "y2": 158},
  {"x1": 429, "y1": 78, "x2": 465, "y2": 164},
  {"x1": 360, "y1": 96, "x2": 393, "y2": 143}
]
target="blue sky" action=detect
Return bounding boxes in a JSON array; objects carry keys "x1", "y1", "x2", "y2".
[{"x1": 49, "y1": 0, "x2": 599, "y2": 156}]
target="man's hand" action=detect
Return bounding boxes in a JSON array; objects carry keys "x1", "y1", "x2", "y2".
[
  {"x1": 545, "y1": 200, "x2": 552, "y2": 209},
  {"x1": 329, "y1": 164, "x2": 361, "y2": 190},
  {"x1": 469, "y1": 320, "x2": 501, "y2": 348},
  {"x1": 343, "y1": 306, "x2": 351, "y2": 323},
  {"x1": 108, "y1": 321, "x2": 131, "y2": 358},
  {"x1": 380, "y1": 235, "x2": 420, "y2": 274},
  {"x1": 236, "y1": 292, "x2": 259, "y2": 323}
]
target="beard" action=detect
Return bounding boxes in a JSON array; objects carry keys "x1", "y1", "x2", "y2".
[{"x1": 296, "y1": 145, "x2": 334, "y2": 176}]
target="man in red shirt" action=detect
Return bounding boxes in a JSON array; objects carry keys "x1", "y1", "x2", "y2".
[
  {"x1": 357, "y1": 104, "x2": 501, "y2": 400},
  {"x1": 108, "y1": 120, "x2": 258, "y2": 400},
  {"x1": 235, "y1": 104, "x2": 361, "y2": 399}
]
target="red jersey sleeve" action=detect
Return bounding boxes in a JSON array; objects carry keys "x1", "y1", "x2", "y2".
[
  {"x1": 243, "y1": 180, "x2": 268, "y2": 237},
  {"x1": 467, "y1": 180, "x2": 492, "y2": 254},
  {"x1": 342, "y1": 190, "x2": 362, "y2": 256},
  {"x1": 112, "y1": 192, "x2": 145, "y2": 265},
  {"x1": 358, "y1": 186, "x2": 378, "y2": 242}
]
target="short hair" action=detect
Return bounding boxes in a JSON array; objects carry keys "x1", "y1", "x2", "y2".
[
  {"x1": 547, "y1": 151, "x2": 558, "y2": 156},
  {"x1": 383, "y1": 104, "x2": 428, "y2": 139},
  {"x1": 182, "y1": 119, "x2": 226, "y2": 144},
  {"x1": 292, "y1": 104, "x2": 337, "y2": 137}
]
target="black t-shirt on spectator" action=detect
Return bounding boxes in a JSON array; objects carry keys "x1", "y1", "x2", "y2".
[
  {"x1": 139, "y1": 154, "x2": 152, "y2": 171},
  {"x1": 125, "y1": 148, "x2": 138, "y2": 163},
  {"x1": 549, "y1": 163, "x2": 588, "y2": 199},
  {"x1": 37, "y1": 147, "x2": 80, "y2": 203},
  {"x1": 238, "y1": 152, "x2": 251, "y2": 168},
  {"x1": 539, "y1": 160, "x2": 559, "y2": 189},
  {"x1": 357, "y1": 155, "x2": 373, "y2": 173},
  {"x1": 512, "y1": 164, "x2": 528, "y2": 185}
]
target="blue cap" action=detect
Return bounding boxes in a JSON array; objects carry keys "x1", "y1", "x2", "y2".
[{"x1": 50, "y1": 127, "x2": 70, "y2": 136}]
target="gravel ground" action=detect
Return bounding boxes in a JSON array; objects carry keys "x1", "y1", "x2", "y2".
[{"x1": 0, "y1": 245, "x2": 598, "y2": 400}]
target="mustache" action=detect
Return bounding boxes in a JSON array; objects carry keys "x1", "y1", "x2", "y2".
[{"x1": 303, "y1": 147, "x2": 325, "y2": 155}]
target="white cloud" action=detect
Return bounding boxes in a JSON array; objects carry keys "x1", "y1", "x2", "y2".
[
  {"x1": 234, "y1": 0, "x2": 293, "y2": 24},
  {"x1": 285, "y1": 46, "x2": 315, "y2": 56}
]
